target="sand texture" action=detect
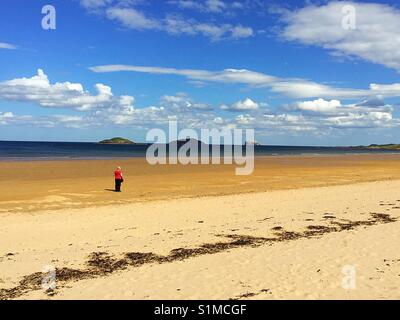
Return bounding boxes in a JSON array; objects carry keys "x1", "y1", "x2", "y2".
[{"x1": 1, "y1": 155, "x2": 400, "y2": 299}]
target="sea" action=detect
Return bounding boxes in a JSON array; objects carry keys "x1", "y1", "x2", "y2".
[{"x1": 1, "y1": 141, "x2": 399, "y2": 161}]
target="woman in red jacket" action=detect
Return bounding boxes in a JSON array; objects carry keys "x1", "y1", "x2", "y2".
[{"x1": 114, "y1": 166, "x2": 124, "y2": 192}]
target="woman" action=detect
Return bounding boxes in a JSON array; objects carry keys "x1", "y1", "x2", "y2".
[{"x1": 114, "y1": 166, "x2": 124, "y2": 192}]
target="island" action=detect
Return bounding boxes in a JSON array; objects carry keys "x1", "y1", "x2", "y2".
[{"x1": 99, "y1": 137, "x2": 135, "y2": 145}]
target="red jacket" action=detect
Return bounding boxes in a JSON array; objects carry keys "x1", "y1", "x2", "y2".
[{"x1": 114, "y1": 169, "x2": 123, "y2": 180}]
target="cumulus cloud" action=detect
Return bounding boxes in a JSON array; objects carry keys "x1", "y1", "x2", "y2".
[
  {"x1": 294, "y1": 98, "x2": 342, "y2": 114},
  {"x1": 326, "y1": 111, "x2": 393, "y2": 129},
  {"x1": 0, "y1": 69, "x2": 116, "y2": 111},
  {"x1": 98, "y1": 95, "x2": 398, "y2": 131},
  {"x1": 0, "y1": 70, "x2": 218, "y2": 129},
  {"x1": 291, "y1": 97, "x2": 393, "y2": 113},
  {"x1": 285, "y1": 98, "x2": 396, "y2": 129},
  {"x1": 221, "y1": 98, "x2": 260, "y2": 111},
  {"x1": 1, "y1": 70, "x2": 398, "y2": 135},
  {"x1": 89, "y1": 64, "x2": 400, "y2": 100},
  {"x1": 281, "y1": 1, "x2": 400, "y2": 72},
  {"x1": 235, "y1": 109, "x2": 396, "y2": 132},
  {"x1": 227, "y1": 96, "x2": 398, "y2": 133}
]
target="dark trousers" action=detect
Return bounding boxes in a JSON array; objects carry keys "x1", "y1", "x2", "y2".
[{"x1": 115, "y1": 179, "x2": 122, "y2": 192}]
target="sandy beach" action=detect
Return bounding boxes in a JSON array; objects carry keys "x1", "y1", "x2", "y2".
[
  {"x1": 4, "y1": 0, "x2": 400, "y2": 305},
  {"x1": 1, "y1": 154, "x2": 400, "y2": 300}
]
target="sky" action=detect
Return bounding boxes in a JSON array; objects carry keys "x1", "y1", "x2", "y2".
[{"x1": 0, "y1": 0, "x2": 399, "y2": 146}]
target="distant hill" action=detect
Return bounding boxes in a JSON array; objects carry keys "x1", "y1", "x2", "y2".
[
  {"x1": 99, "y1": 137, "x2": 135, "y2": 145},
  {"x1": 366, "y1": 144, "x2": 400, "y2": 150},
  {"x1": 354, "y1": 144, "x2": 400, "y2": 150}
]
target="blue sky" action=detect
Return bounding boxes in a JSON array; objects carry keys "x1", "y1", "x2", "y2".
[{"x1": 0, "y1": 0, "x2": 399, "y2": 145}]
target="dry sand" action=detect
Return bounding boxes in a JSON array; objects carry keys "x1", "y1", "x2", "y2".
[{"x1": 1, "y1": 154, "x2": 400, "y2": 299}]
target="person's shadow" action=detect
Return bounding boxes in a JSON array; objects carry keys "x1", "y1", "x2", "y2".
[{"x1": 104, "y1": 188, "x2": 117, "y2": 192}]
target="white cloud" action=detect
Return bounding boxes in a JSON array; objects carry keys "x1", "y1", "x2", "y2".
[
  {"x1": 221, "y1": 98, "x2": 259, "y2": 111},
  {"x1": 0, "y1": 111, "x2": 14, "y2": 124},
  {"x1": 90, "y1": 64, "x2": 276, "y2": 84},
  {"x1": 82, "y1": 2, "x2": 254, "y2": 40},
  {"x1": 89, "y1": 64, "x2": 400, "y2": 99},
  {"x1": 169, "y1": 0, "x2": 246, "y2": 14},
  {"x1": 237, "y1": 110, "x2": 396, "y2": 132},
  {"x1": 1, "y1": 111, "x2": 13, "y2": 118},
  {"x1": 160, "y1": 94, "x2": 213, "y2": 111},
  {"x1": 169, "y1": 0, "x2": 204, "y2": 11},
  {"x1": 230, "y1": 25, "x2": 254, "y2": 39},
  {"x1": 370, "y1": 83, "x2": 400, "y2": 96},
  {"x1": 1, "y1": 70, "x2": 398, "y2": 135},
  {"x1": 0, "y1": 69, "x2": 116, "y2": 111},
  {"x1": 80, "y1": 0, "x2": 113, "y2": 9},
  {"x1": 290, "y1": 98, "x2": 394, "y2": 115},
  {"x1": 0, "y1": 71, "x2": 218, "y2": 129},
  {"x1": 0, "y1": 42, "x2": 17, "y2": 50},
  {"x1": 50, "y1": 115, "x2": 87, "y2": 128},
  {"x1": 235, "y1": 114, "x2": 255, "y2": 125},
  {"x1": 204, "y1": 0, "x2": 226, "y2": 13},
  {"x1": 0, "y1": 112, "x2": 94, "y2": 129},
  {"x1": 281, "y1": 1, "x2": 400, "y2": 72},
  {"x1": 99, "y1": 95, "x2": 397, "y2": 132},
  {"x1": 106, "y1": 8, "x2": 254, "y2": 40},
  {"x1": 106, "y1": 7, "x2": 161, "y2": 30},
  {"x1": 228, "y1": 96, "x2": 399, "y2": 132},
  {"x1": 295, "y1": 98, "x2": 342, "y2": 114},
  {"x1": 286, "y1": 98, "x2": 396, "y2": 129},
  {"x1": 325, "y1": 111, "x2": 394, "y2": 129},
  {"x1": 164, "y1": 16, "x2": 237, "y2": 40}
]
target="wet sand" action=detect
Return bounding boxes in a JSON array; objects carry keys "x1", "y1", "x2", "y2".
[{"x1": 1, "y1": 154, "x2": 400, "y2": 213}]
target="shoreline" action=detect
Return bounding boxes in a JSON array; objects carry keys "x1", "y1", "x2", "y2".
[{"x1": 1, "y1": 151, "x2": 400, "y2": 162}]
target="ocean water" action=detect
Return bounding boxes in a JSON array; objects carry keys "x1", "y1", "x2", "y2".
[{"x1": 0, "y1": 141, "x2": 399, "y2": 161}]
